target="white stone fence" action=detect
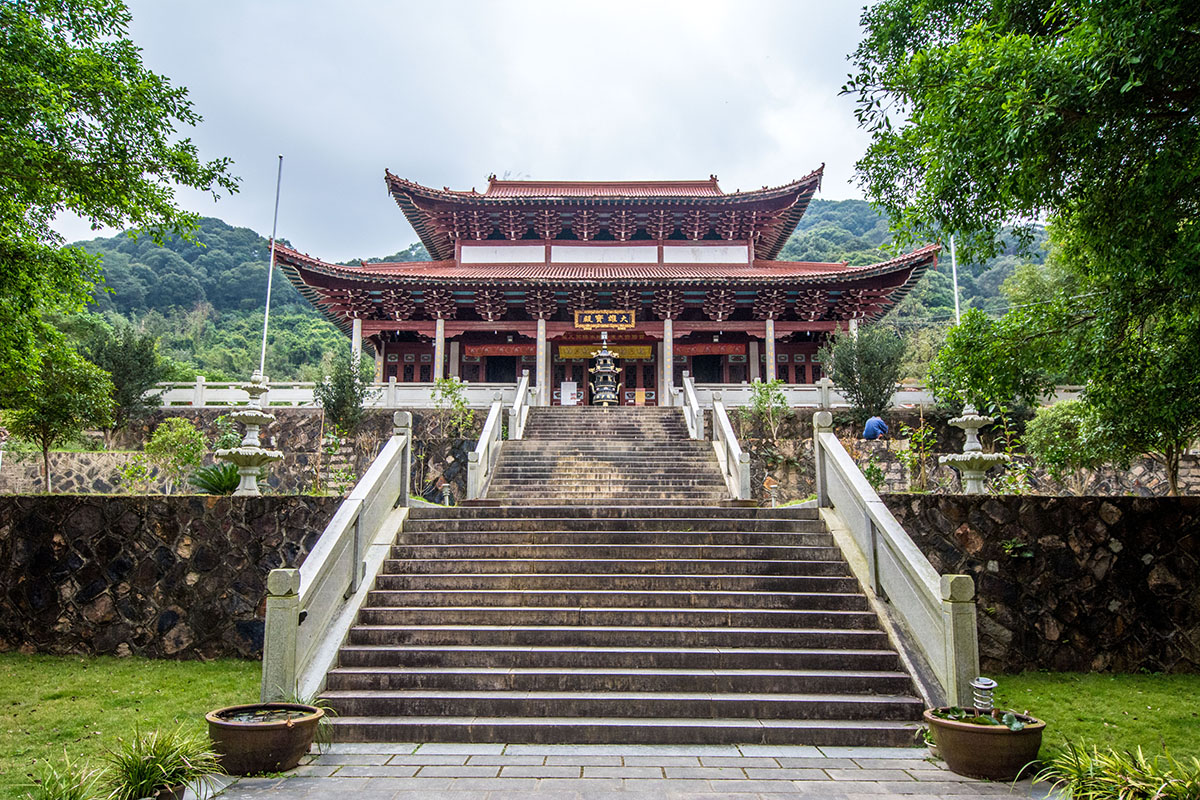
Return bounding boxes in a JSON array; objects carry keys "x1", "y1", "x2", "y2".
[
  {"x1": 813, "y1": 410, "x2": 979, "y2": 706},
  {"x1": 155, "y1": 376, "x2": 1082, "y2": 411}
]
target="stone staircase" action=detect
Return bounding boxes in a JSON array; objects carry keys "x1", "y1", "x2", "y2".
[
  {"x1": 484, "y1": 406, "x2": 729, "y2": 504},
  {"x1": 318, "y1": 406, "x2": 924, "y2": 745}
]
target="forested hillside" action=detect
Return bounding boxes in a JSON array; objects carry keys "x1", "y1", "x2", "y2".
[{"x1": 67, "y1": 202, "x2": 1047, "y2": 380}]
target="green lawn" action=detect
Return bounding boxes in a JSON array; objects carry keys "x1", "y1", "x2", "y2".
[
  {"x1": 0, "y1": 654, "x2": 258, "y2": 799},
  {"x1": 997, "y1": 672, "x2": 1200, "y2": 760}
]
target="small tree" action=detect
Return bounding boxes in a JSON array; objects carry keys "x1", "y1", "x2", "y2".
[
  {"x1": 313, "y1": 355, "x2": 375, "y2": 437},
  {"x1": 3, "y1": 347, "x2": 114, "y2": 491},
  {"x1": 1027, "y1": 400, "x2": 1108, "y2": 494},
  {"x1": 429, "y1": 377, "x2": 475, "y2": 441},
  {"x1": 144, "y1": 417, "x2": 206, "y2": 494},
  {"x1": 738, "y1": 379, "x2": 791, "y2": 442},
  {"x1": 819, "y1": 323, "x2": 905, "y2": 423},
  {"x1": 80, "y1": 323, "x2": 169, "y2": 441}
]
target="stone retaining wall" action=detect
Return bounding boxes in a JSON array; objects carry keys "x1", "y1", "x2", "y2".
[
  {"x1": 883, "y1": 494, "x2": 1200, "y2": 674},
  {"x1": 1, "y1": 407, "x2": 482, "y2": 500},
  {"x1": 0, "y1": 495, "x2": 339, "y2": 659}
]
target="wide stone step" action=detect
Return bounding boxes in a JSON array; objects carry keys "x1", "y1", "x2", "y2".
[
  {"x1": 363, "y1": 589, "x2": 868, "y2": 611},
  {"x1": 403, "y1": 517, "x2": 826, "y2": 533},
  {"x1": 405, "y1": 505, "x2": 820, "y2": 520},
  {"x1": 346, "y1": 625, "x2": 891, "y2": 649},
  {"x1": 354, "y1": 606, "x2": 880, "y2": 629},
  {"x1": 320, "y1": 689, "x2": 923, "y2": 721},
  {"x1": 388, "y1": 544, "x2": 844, "y2": 561},
  {"x1": 372, "y1": 573, "x2": 860, "y2": 593},
  {"x1": 396, "y1": 530, "x2": 832, "y2": 544},
  {"x1": 383, "y1": 558, "x2": 852, "y2": 576},
  {"x1": 327, "y1": 715, "x2": 923, "y2": 746},
  {"x1": 324, "y1": 666, "x2": 914, "y2": 694},
  {"x1": 487, "y1": 493, "x2": 731, "y2": 502},
  {"x1": 336, "y1": 644, "x2": 903, "y2": 672}
]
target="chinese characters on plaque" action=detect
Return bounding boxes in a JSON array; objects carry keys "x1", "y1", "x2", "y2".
[{"x1": 574, "y1": 310, "x2": 636, "y2": 330}]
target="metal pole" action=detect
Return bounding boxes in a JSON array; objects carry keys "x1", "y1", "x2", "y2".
[
  {"x1": 259, "y1": 154, "x2": 284, "y2": 375},
  {"x1": 949, "y1": 234, "x2": 962, "y2": 324}
]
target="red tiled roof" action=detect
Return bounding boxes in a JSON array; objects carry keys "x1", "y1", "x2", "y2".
[
  {"x1": 483, "y1": 177, "x2": 724, "y2": 198},
  {"x1": 273, "y1": 243, "x2": 938, "y2": 286}
]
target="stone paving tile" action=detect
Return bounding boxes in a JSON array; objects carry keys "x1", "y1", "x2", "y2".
[
  {"x1": 854, "y1": 759, "x2": 942, "y2": 770},
  {"x1": 533, "y1": 778, "x2": 626, "y2": 792},
  {"x1": 582, "y1": 766, "x2": 664, "y2": 778},
  {"x1": 714, "y1": 779, "x2": 818, "y2": 792},
  {"x1": 416, "y1": 743, "x2": 507, "y2": 755},
  {"x1": 334, "y1": 765, "x2": 423, "y2": 778},
  {"x1": 327, "y1": 742, "x2": 421, "y2": 754},
  {"x1": 436, "y1": 777, "x2": 541, "y2": 791},
  {"x1": 744, "y1": 768, "x2": 828, "y2": 780},
  {"x1": 907, "y1": 768, "x2": 979, "y2": 782},
  {"x1": 544, "y1": 754, "x2": 623, "y2": 766},
  {"x1": 484, "y1": 793, "x2": 580, "y2": 800},
  {"x1": 776, "y1": 757, "x2": 859, "y2": 769},
  {"x1": 417, "y1": 765, "x2": 503, "y2": 778},
  {"x1": 699, "y1": 756, "x2": 781, "y2": 767},
  {"x1": 282, "y1": 764, "x2": 341, "y2": 777},
  {"x1": 818, "y1": 747, "x2": 928, "y2": 759},
  {"x1": 622, "y1": 778, "x2": 713, "y2": 792},
  {"x1": 622, "y1": 755, "x2": 703, "y2": 767},
  {"x1": 664, "y1": 766, "x2": 748, "y2": 779},
  {"x1": 499, "y1": 765, "x2": 583, "y2": 778},
  {"x1": 310, "y1": 752, "x2": 392, "y2": 765},
  {"x1": 826, "y1": 769, "x2": 917, "y2": 782},
  {"x1": 467, "y1": 754, "x2": 547, "y2": 766},
  {"x1": 391, "y1": 794, "x2": 481, "y2": 800},
  {"x1": 737, "y1": 744, "x2": 824, "y2": 758},
  {"x1": 388, "y1": 754, "x2": 472, "y2": 766}
]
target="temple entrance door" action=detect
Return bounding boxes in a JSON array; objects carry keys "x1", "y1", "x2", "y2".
[
  {"x1": 486, "y1": 356, "x2": 517, "y2": 383},
  {"x1": 692, "y1": 354, "x2": 722, "y2": 383}
]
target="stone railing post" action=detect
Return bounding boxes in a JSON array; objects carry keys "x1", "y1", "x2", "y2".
[
  {"x1": 387, "y1": 376, "x2": 398, "y2": 407},
  {"x1": 393, "y1": 411, "x2": 412, "y2": 506},
  {"x1": 192, "y1": 375, "x2": 207, "y2": 407},
  {"x1": 261, "y1": 568, "x2": 300, "y2": 702},
  {"x1": 940, "y1": 574, "x2": 980, "y2": 707},
  {"x1": 817, "y1": 376, "x2": 834, "y2": 409},
  {"x1": 813, "y1": 410, "x2": 833, "y2": 507}
]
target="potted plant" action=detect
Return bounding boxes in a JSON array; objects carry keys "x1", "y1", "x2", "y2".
[
  {"x1": 206, "y1": 701, "x2": 326, "y2": 775},
  {"x1": 104, "y1": 727, "x2": 223, "y2": 800},
  {"x1": 924, "y1": 706, "x2": 1046, "y2": 780}
]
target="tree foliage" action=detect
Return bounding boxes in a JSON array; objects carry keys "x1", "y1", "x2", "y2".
[
  {"x1": 819, "y1": 324, "x2": 906, "y2": 422},
  {"x1": 0, "y1": 0, "x2": 237, "y2": 377},
  {"x1": 848, "y1": 1, "x2": 1200, "y2": 494},
  {"x1": 2, "y1": 345, "x2": 114, "y2": 491},
  {"x1": 314, "y1": 356, "x2": 376, "y2": 437},
  {"x1": 68, "y1": 316, "x2": 169, "y2": 436},
  {"x1": 1023, "y1": 400, "x2": 1113, "y2": 493},
  {"x1": 143, "y1": 417, "x2": 206, "y2": 495}
]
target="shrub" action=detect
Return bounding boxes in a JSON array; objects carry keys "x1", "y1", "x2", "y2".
[
  {"x1": 313, "y1": 356, "x2": 375, "y2": 437},
  {"x1": 144, "y1": 418, "x2": 206, "y2": 494},
  {"x1": 103, "y1": 727, "x2": 222, "y2": 800},
  {"x1": 739, "y1": 379, "x2": 791, "y2": 442},
  {"x1": 1023, "y1": 400, "x2": 1114, "y2": 494},
  {"x1": 189, "y1": 462, "x2": 241, "y2": 494},
  {"x1": 1034, "y1": 743, "x2": 1200, "y2": 800},
  {"x1": 819, "y1": 323, "x2": 906, "y2": 423}
]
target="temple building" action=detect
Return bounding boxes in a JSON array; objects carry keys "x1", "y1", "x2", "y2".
[{"x1": 275, "y1": 166, "x2": 938, "y2": 405}]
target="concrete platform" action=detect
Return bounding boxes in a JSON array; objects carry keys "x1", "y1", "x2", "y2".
[{"x1": 212, "y1": 742, "x2": 1056, "y2": 799}]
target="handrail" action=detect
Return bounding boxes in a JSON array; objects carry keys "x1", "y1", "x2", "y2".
[
  {"x1": 812, "y1": 410, "x2": 978, "y2": 706},
  {"x1": 467, "y1": 393, "x2": 504, "y2": 500},
  {"x1": 508, "y1": 370, "x2": 532, "y2": 440},
  {"x1": 681, "y1": 372, "x2": 704, "y2": 440},
  {"x1": 261, "y1": 411, "x2": 412, "y2": 701},
  {"x1": 710, "y1": 392, "x2": 750, "y2": 500}
]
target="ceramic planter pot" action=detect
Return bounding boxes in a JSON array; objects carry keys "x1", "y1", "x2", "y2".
[
  {"x1": 206, "y1": 702, "x2": 324, "y2": 776},
  {"x1": 924, "y1": 707, "x2": 1045, "y2": 781}
]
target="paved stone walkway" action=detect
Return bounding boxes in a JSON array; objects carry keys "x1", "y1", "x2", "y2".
[{"x1": 214, "y1": 743, "x2": 1053, "y2": 799}]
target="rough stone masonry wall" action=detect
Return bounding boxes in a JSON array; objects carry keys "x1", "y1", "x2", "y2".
[
  {"x1": 0, "y1": 407, "x2": 483, "y2": 500},
  {"x1": 0, "y1": 495, "x2": 339, "y2": 659},
  {"x1": 883, "y1": 495, "x2": 1200, "y2": 674}
]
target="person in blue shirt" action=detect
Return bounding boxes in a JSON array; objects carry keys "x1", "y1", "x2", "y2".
[{"x1": 863, "y1": 415, "x2": 888, "y2": 440}]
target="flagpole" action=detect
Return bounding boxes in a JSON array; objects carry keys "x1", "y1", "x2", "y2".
[
  {"x1": 258, "y1": 154, "x2": 284, "y2": 376},
  {"x1": 949, "y1": 234, "x2": 962, "y2": 324}
]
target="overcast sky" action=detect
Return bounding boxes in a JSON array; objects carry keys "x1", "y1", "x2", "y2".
[{"x1": 55, "y1": 1, "x2": 876, "y2": 262}]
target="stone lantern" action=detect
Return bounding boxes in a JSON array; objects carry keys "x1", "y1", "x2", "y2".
[
  {"x1": 939, "y1": 404, "x2": 1009, "y2": 494},
  {"x1": 215, "y1": 370, "x2": 284, "y2": 496}
]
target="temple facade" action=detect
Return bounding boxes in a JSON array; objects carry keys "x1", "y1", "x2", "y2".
[{"x1": 275, "y1": 167, "x2": 937, "y2": 405}]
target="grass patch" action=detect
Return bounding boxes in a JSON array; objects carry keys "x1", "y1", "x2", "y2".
[
  {"x1": 0, "y1": 654, "x2": 258, "y2": 799},
  {"x1": 997, "y1": 672, "x2": 1200, "y2": 759}
]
